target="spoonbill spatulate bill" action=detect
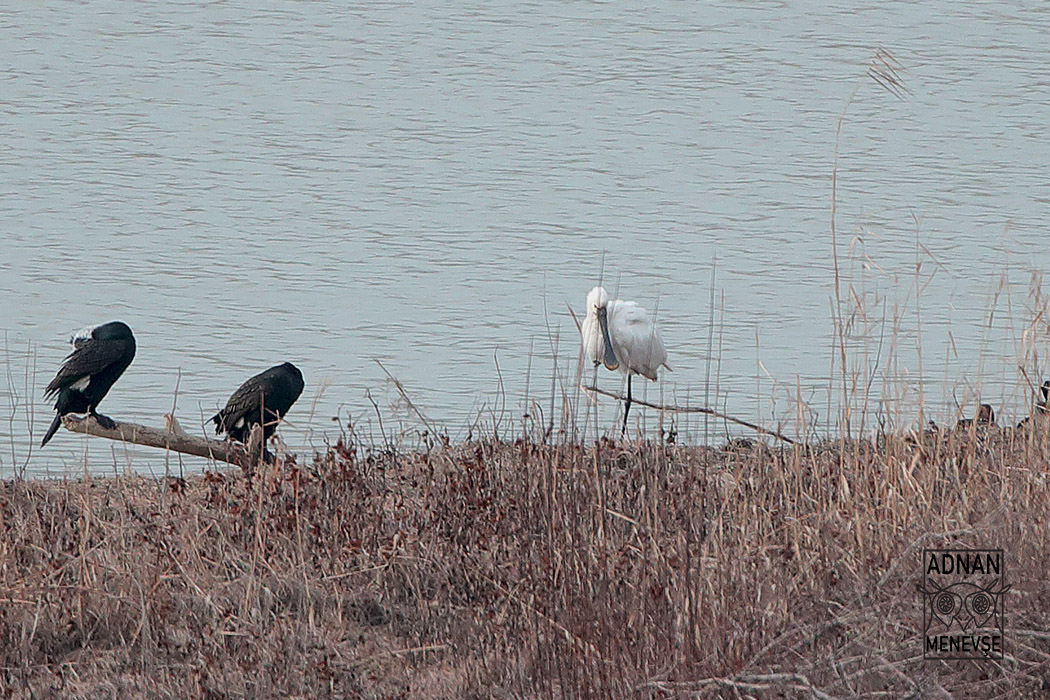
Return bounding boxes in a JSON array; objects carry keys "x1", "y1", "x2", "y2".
[{"x1": 581, "y1": 286, "x2": 669, "y2": 435}]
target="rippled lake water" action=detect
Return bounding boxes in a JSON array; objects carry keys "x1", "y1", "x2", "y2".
[{"x1": 2, "y1": 1, "x2": 1050, "y2": 477}]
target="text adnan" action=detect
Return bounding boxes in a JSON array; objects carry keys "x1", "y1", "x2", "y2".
[{"x1": 926, "y1": 551, "x2": 1001, "y2": 576}]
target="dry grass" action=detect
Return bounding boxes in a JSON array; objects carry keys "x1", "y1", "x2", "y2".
[{"x1": 1, "y1": 421, "x2": 1050, "y2": 699}]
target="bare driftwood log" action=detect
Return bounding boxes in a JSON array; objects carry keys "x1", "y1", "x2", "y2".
[
  {"x1": 61, "y1": 414, "x2": 255, "y2": 466},
  {"x1": 582, "y1": 385, "x2": 795, "y2": 445}
]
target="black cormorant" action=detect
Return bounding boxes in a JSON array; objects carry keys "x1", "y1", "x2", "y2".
[
  {"x1": 41, "y1": 321, "x2": 137, "y2": 447},
  {"x1": 211, "y1": 362, "x2": 304, "y2": 445}
]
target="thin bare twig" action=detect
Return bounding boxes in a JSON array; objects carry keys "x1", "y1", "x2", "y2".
[
  {"x1": 581, "y1": 385, "x2": 794, "y2": 444},
  {"x1": 374, "y1": 359, "x2": 437, "y2": 437}
]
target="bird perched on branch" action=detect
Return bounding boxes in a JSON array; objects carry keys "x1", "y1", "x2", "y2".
[
  {"x1": 581, "y1": 286, "x2": 669, "y2": 435},
  {"x1": 41, "y1": 321, "x2": 137, "y2": 447},
  {"x1": 211, "y1": 362, "x2": 304, "y2": 449}
]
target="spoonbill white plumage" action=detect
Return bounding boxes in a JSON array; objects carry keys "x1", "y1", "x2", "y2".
[{"x1": 581, "y1": 286, "x2": 670, "y2": 435}]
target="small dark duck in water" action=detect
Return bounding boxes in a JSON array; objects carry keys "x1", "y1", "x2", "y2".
[
  {"x1": 211, "y1": 362, "x2": 304, "y2": 446},
  {"x1": 41, "y1": 321, "x2": 137, "y2": 447},
  {"x1": 1017, "y1": 380, "x2": 1050, "y2": 428},
  {"x1": 956, "y1": 403, "x2": 995, "y2": 430}
]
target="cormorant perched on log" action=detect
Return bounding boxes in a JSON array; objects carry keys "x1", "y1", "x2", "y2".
[
  {"x1": 41, "y1": 321, "x2": 137, "y2": 447},
  {"x1": 211, "y1": 362, "x2": 304, "y2": 445}
]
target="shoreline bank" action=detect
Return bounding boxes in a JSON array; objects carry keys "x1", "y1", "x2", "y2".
[{"x1": 1, "y1": 434, "x2": 1048, "y2": 697}]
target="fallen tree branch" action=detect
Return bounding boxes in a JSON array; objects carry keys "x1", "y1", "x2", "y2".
[
  {"x1": 62, "y1": 414, "x2": 253, "y2": 466},
  {"x1": 581, "y1": 385, "x2": 795, "y2": 444}
]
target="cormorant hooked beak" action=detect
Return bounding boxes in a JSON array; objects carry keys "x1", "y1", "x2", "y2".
[{"x1": 597, "y1": 307, "x2": 619, "y2": 371}]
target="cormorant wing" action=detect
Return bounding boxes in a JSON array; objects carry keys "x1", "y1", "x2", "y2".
[
  {"x1": 44, "y1": 338, "x2": 134, "y2": 398},
  {"x1": 214, "y1": 375, "x2": 271, "y2": 427}
]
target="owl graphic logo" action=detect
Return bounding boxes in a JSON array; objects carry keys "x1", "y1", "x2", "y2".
[
  {"x1": 919, "y1": 579, "x2": 1010, "y2": 633},
  {"x1": 921, "y1": 549, "x2": 1008, "y2": 660}
]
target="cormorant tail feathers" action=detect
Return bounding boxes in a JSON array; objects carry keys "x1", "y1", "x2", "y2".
[{"x1": 41, "y1": 413, "x2": 63, "y2": 448}]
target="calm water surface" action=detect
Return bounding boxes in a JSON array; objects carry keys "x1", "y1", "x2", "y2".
[{"x1": 2, "y1": 1, "x2": 1050, "y2": 476}]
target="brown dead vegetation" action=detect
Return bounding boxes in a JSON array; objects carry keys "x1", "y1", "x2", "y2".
[{"x1": 2, "y1": 425, "x2": 1050, "y2": 698}]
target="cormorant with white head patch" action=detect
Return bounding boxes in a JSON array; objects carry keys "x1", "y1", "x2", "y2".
[
  {"x1": 211, "y1": 362, "x2": 304, "y2": 446},
  {"x1": 41, "y1": 321, "x2": 137, "y2": 447}
]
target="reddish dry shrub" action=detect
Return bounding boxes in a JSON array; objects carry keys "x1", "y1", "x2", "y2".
[{"x1": 1, "y1": 428, "x2": 1049, "y2": 698}]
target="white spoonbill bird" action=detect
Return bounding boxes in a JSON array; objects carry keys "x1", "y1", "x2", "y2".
[{"x1": 581, "y1": 286, "x2": 670, "y2": 435}]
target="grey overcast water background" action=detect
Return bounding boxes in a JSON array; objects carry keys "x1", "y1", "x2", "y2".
[{"x1": 2, "y1": 1, "x2": 1050, "y2": 477}]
